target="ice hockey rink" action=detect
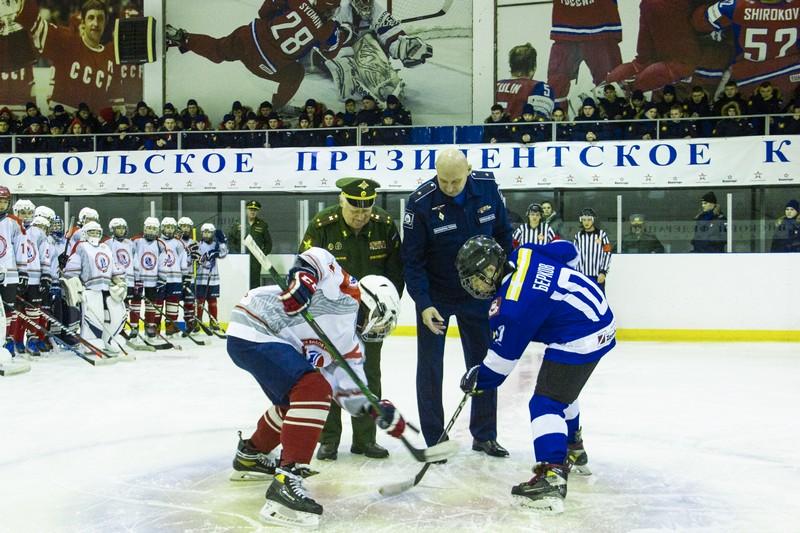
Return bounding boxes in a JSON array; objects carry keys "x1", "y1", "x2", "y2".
[{"x1": 1, "y1": 337, "x2": 798, "y2": 533}]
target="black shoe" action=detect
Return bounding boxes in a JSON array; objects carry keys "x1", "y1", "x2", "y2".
[
  {"x1": 511, "y1": 462, "x2": 568, "y2": 513},
  {"x1": 351, "y1": 442, "x2": 389, "y2": 459},
  {"x1": 472, "y1": 439, "x2": 509, "y2": 457},
  {"x1": 316, "y1": 442, "x2": 338, "y2": 461}
]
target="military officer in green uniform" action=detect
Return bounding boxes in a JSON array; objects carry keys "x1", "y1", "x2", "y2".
[
  {"x1": 229, "y1": 200, "x2": 273, "y2": 289},
  {"x1": 300, "y1": 177, "x2": 404, "y2": 460}
]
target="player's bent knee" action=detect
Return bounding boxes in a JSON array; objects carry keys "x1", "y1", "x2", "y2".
[{"x1": 291, "y1": 371, "x2": 332, "y2": 403}]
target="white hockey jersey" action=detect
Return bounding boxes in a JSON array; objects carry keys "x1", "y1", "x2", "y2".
[
  {"x1": 64, "y1": 241, "x2": 123, "y2": 291},
  {"x1": 106, "y1": 237, "x2": 135, "y2": 287},
  {"x1": 132, "y1": 236, "x2": 160, "y2": 287},
  {"x1": 0, "y1": 215, "x2": 27, "y2": 285},
  {"x1": 195, "y1": 240, "x2": 228, "y2": 286},
  {"x1": 158, "y1": 237, "x2": 189, "y2": 283},
  {"x1": 227, "y1": 247, "x2": 368, "y2": 413},
  {"x1": 50, "y1": 236, "x2": 66, "y2": 281},
  {"x1": 180, "y1": 236, "x2": 198, "y2": 281},
  {"x1": 27, "y1": 226, "x2": 52, "y2": 284},
  {"x1": 18, "y1": 226, "x2": 41, "y2": 285}
]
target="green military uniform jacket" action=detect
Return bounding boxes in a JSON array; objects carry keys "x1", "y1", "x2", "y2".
[
  {"x1": 230, "y1": 217, "x2": 272, "y2": 288},
  {"x1": 300, "y1": 205, "x2": 404, "y2": 295}
]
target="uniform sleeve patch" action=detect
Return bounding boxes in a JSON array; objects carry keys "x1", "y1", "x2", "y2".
[{"x1": 403, "y1": 211, "x2": 414, "y2": 229}]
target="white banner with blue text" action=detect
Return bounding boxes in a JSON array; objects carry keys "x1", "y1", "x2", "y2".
[{"x1": 3, "y1": 136, "x2": 797, "y2": 195}]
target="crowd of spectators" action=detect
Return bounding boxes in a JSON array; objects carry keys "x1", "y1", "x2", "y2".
[
  {"x1": 0, "y1": 93, "x2": 414, "y2": 153},
  {"x1": 486, "y1": 81, "x2": 800, "y2": 144}
]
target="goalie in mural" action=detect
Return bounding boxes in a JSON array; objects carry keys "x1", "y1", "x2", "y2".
[{"x1": 165, "y1": 0, "x2": 349, "y2": 108}]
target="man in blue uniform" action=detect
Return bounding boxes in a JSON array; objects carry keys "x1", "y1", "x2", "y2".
[
  {"x1": 400, "y1": 148, "x2": 513, "y2": 455},
  {"x1": 457, "y1": 236, "x2": 616, "y2": 514}
]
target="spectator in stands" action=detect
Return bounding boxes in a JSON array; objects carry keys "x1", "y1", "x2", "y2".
[
  {"x1": 541, "y1": 200, "x2": 563, "y2": 237},
  {"x1": 386, "y1": 94, "x2": 412, "y2": 125},
  {"x1": 369, "y1": 109, "x2": 408, "y2": 145},
  {"x1": 292, "y1": 115, "x2": 319, "y2": 147},
  {"x1": 660, "y1": 105, "x2": 696, "y2": 139},
  {"x1": 551, "y1": 107, "x2": 572, "y2": 141},
  {"x1": 712, "y1": 81, "x2": 746, "y2": 117},
  {"x1": 132, "y1": 101, "x2": 156, "y2": 132},
  {"x1": 656, "y1": 85, "x2": 678, "y2": 117},
  {"x1": 482, "y1": 104, "x2": 512, "y2": 143},
  {"x1": 105, "y1": 117, "x2": 137, "y2": 151},
  {"x1": 239, "y1": 112, "x2": 265, "y2": 148},
  {"x1": 682, "y1": 86, "x2": 712, "y2": 136},
  {"x1": 183, "y1": 114, "x2": 215, "y2": 149},
  {"x1": 138, "y1": 120, "x2": 158, "y2": 150},
  {"x1": 598, "y1": 84, "x2": 626, "y2": 120},
  {"x1": 0, "y1": 119, "x2": 11, "y2": 152},
  {"x1": 180, "y1": 99, "x2": 203, "y2": 128},
  {"x1": 770, "y1": 199, "x2": 800, "y2": 253},
  {"x1": 623, "y1": 214, "x2": 664, "y2": 254},
  {"x1": 320, "y1": 110, "x2": 348, "y2": 146},
  {"x1": 216, "y1": 113, "x2": 241, "y2": 148},
  {"x1": 17, "y1": 117, "x2": 47, "y2": 153},
  {"x1": 747, "y1": 81, "x2": 783, "y2": 132},
  {"x1": 777, "y1": 102, "x2": 800, "y2": 135},
  {"x1": 256, "y1": 100, "x2": 273, "y2": 127},
  {"x1": 155, "y1": 116, "x2": 179, "y2": 150},
  {"x1": 96, "y1": 107, "x2": 116, "y2": 134},
  {"x1": 342, "y1": 98, "x2": 358, "y2": 126},
  {"x1": 49, "y1": 104, "x2": 71, "y2": 132},
  {"x1": 303, "y1": 98, "x2": 323, "y2": 127},
  {"x1": 266, "y1": 112, "x2": 291, "y2": 148},
  {"x1": 0, "y1": 108, "x2": 18, "y2": 133},
  {"x1": 691, "y1": 191, "x2": 727, "y2": 253},
  {"x1": 162, "y1": 102, "x2": 178, "y2": 124},
  {"x1": 627, "y1": 102, "x2": 659, "y2": 140},
  {"x1": 231, "y1": 100, "x2": 246, "y2": 129},
  {"x1": 356, "y1": 95, "x2": 382, "y2": 126},
  {"x1": 64, "y1": 119, "x2": 94, "y2": 152},
  {"x1": 572, "y1": 97, "x2": 607, "y2": 141},
  {"x1": 21, "y1": 102, "x2": 47, "y2": 132},
  {"x1": 46, "y1": 123, "x2": 67, "y2": 153},
  {"x1": 511, "y1": 103, "x2": 546, "y2": 144},
  {"x1": 712, "y1": 102, "x2": 753, "y2": 137},
  {"x1": 622, "y1": 90, "x2": 646, "y2": 120},
  {"x1": 75, "y1": 102, "x2": 99, "y2": 133}
]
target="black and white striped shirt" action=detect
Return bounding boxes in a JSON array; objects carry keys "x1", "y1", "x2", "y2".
[
  {"x1": 512, "y1": 222, "x2": 556, "y2": 247},
  {"x1": 573, "y1": 229, "x2": 612, "y2": 277}
]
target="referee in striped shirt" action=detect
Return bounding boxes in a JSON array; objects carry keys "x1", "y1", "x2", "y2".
[
  {"x1": 573, "y1": 208, "x2": 612, "y2": 291},
  {"x1": 512, "y1": 203, "x2": 556, "y2": 247}
]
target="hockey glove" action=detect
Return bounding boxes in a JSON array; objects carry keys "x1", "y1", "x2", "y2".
[
  {"x1": 460, "y1": 365, "x2": 483, "y2": 396},
  {"x1": 57, "y1": 252, "x2": 68, "y2": 270},
  {"x1": 188, "y1": 242, "x2": 201, "y2": 262},
  {"x1": 40, "y1": 277, "x2": 51, "y2": 298},
  {"x1": 133, "y1": 280, "x2": 144, "y2": 300},
  {"x1": 279, "y1": 267, "x2": 317, "y2": 316},
  {"x1": 369, "y1": 400, "x2": 406, "y2": 438},
  {"x1": 214, "y1": 228, "x2": 227, "y2": 244},
  {"x1": 204, "y1": 249, "x2": 220, "y2": 262},
  {"x1": 395, "y1": 35, "x2": 432, "y2": 67},
  {"x1": 17, "y1": 271, "x2": 29, "y2": 293}
]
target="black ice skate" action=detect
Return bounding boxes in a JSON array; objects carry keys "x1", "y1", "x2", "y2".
[
  {"x1": 164, "y1": 25, "x2": 188, "y2": 51},
  {"x1": 260, "y1": 464, "x2": 322, "y2": 528},
  {"x1": 511, "y1": 462, "x2": 569, "y2": 514},
  {"x1": 230, "y1": 431, "x2": 279, "y2": 481},
  {"x1": 567, "y1": 427, "x2": 591, "y2": 475}
]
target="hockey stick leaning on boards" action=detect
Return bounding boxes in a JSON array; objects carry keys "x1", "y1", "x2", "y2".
[{"x1": 243, "y1": 235, "x2": 458, "y2": 464}]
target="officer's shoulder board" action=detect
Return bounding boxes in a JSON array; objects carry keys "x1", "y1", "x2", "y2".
[
  {"x1": 370, "y1": 206, "x2": 393, "y2": 225},
  {"x1": 409, "y1": 180, "x2": 436, "y2": 204},
  {"x1": 314, "y1": 210, "x2": 340, "y2": 228},
  {"x1": 471, "y1": 170, "x2": 497, "y2": 182}
]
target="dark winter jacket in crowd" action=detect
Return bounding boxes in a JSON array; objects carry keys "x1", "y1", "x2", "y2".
[
  {"x1": 691, "y1": 210, "x2": 727, "y2": 253},
  {"x1": 770, "y1": 217, "x2": 800, "y2": 253}
]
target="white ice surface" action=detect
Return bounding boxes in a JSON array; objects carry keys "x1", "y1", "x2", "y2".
[{"x1": 1, "y1": 338, "x2": 799, "y2": 532}]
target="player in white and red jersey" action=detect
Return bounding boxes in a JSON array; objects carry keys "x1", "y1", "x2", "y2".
[
  {"x1": 105, "y1": 218, "x2": 135, "y2": 336},
  {"x1": 156, "y1": 217, "x2": 188, "y2": 338},
  {"x1": 693, "y1": 0, "x2": 800, "y2": 97},
  {"x1": 0, "y1": 186, "x2": 29, "y2": 364},
  {"x1": 496, "y1": 43, "x2": 556, "y2": 119},
  {"x1": 62, "y1": 207, "x2": 100, "y2": 267},
  {"x1": 548, "y1": 0, "x2": 623, "y2": 103},
  {"x1": 131, "y1": 217, "x2": 162, "y2": 342},
  {"x1": 63, "y1": 221, "x2": 126, "y2": 354},
  {"x1": 29, "y1": 0, "x2": 122, "y2": 112},
  {"x1": 226, "y1": 247, "x2": 402, "y2": 527},
  {"x1": 32, "y1": 208, "x2": 58, "y2": 352},
  {"x1": 177, "y1": 217, "x2": 200, "y2": 333},
  {"x1": 16, "y1": 214, "x2": 52, "y2": 356},
  {"x1": 11, "y1": 199, "x2": 41, "y2": 356},
  {"x1": 195, "y1": 223, "x2": 228, "y2": 331},
  {"x1": 166, "y1": 0, "x2": 348, "y2": 108}
]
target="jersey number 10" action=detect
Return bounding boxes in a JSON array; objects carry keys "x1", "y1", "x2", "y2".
[{"x1": 551, "y1": 268, "x2": 608, "y2": 322}]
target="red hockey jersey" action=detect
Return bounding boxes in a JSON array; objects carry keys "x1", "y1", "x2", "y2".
[{"x1": 550, "y1": 0, "x2": 622, "y2": 42}]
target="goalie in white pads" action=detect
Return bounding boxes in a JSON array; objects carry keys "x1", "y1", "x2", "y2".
[
  {"x1": 195, "y1": 223, "x2": 227, "y2": 331},
  {"x1": 323, "y1": 0, "x2": 433, "y2": 102},
  {"x1": 226, "y1": 247, "x2": 402, "y2": 528},
  {"x1": 63, "y1": 222, "x2": 128, "y2": 355}
]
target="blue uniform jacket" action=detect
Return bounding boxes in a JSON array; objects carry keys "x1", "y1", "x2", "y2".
[{"x1": 400, "y1": 171, "x2": 513, "y2": 310}]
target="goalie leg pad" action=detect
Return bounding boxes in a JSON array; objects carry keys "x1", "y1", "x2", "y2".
[
  {"x1": 105, "y1": 295, "x2": 127, "y2": 343},
  {"x1": 325, "y1": 54, "x2": 357, "y2": 101},
  {"x1": 81, "y1": 290, "x2": 105, "y2": 343},
  {"x1": 352, "y1": 33, "x2": 404, "y2": 102}
]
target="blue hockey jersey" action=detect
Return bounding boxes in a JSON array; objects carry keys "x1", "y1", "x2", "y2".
[{"x1": 477, "y1": 240, "x2": 616, "y2": 390}]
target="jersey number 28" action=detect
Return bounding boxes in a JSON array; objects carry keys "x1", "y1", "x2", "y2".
[{"x1": 271, "y1": 11, "x2": 314, "y2": 56}]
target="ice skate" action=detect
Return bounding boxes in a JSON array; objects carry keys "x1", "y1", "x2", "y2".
[
  {"x1": 511, "y1": 462, "x2": 568, "y2": 514},
  {"x1": 260, "y1": 464, "x2": 322, "y2": 528},
  {"x1": 25, "y1": 338, "x2": 41, "y2": 357},
  {"x1": 126, "y1": 331, "x2": 156, "y2": 352},
  {"x1": 230, "y1": 431, "x2": 279, "y2": 481},
  {"x1": 567, "y1": 427, "x2": 591, "y2": 476}
]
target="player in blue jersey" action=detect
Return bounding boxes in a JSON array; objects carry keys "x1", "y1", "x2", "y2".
[{"x1": 457, "y1": 236, "x2": 616, "y2": 514}]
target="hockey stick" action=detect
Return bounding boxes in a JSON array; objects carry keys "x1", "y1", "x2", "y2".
[
  {"x1": 14, "y1": 310, "x2": 101, "y2": 366},
  {"x1": 179, "y1": 286, "x2": 224, "y2": 339},
  {"x1": 142, "y1": 296, "x2": 191, "y2": 349},
  {"x1": 165, "y1": 296, "x2": 209, "y2": 345},
  {"x1": 395, "y1": 0, "x2": 454, "y2": 24},
  {"x1": 15, "y1": 296, "x2": 114, "y2": 365},
  {"x1": 244, "y1": 236, "x2": 457, "y2": 464},
  {"x1": 379, "y1": 392, "x2": 469, "y2": 496},
  {"x1": 197, "y1": 259, "x2": 226, "y2": 338}
]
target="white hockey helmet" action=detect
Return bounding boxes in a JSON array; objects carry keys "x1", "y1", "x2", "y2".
[
  {"x1": 13, "y1": 199, "x2": 35, "y2": 223},
  {"x1": 161, "y1": 216, "x2": 177, "y2": 238},
  {"x1": 177, "y1": 216, "x2": 193, "y2": 227},
  {"x1": 78, "y1": 207, "x2": 99, "y2": 225},
  {"x1": 200, "y1": 223, "x2": 215, "y2": 242},
  {"x1": 31, "y1": 215, "x2": 51, "y2": 230},
  {"x1": 143, "y1": 216, "x2": 160, "y2": 240},
  {"x1": 356, "y1": 275, "x2": 400, "y2": 342},
  {"x1": 34, "y1": 205, "x2": 56, "y2": 223},
  {"x1": 200, "y1": 222, "x2": 216, "y2": 233},
  {"x1": 82, "y1": 221, "x2": 103, "y2": 246},
  {"x1": 109, "y1": 217, "x2": 128, "y2": 238}
]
